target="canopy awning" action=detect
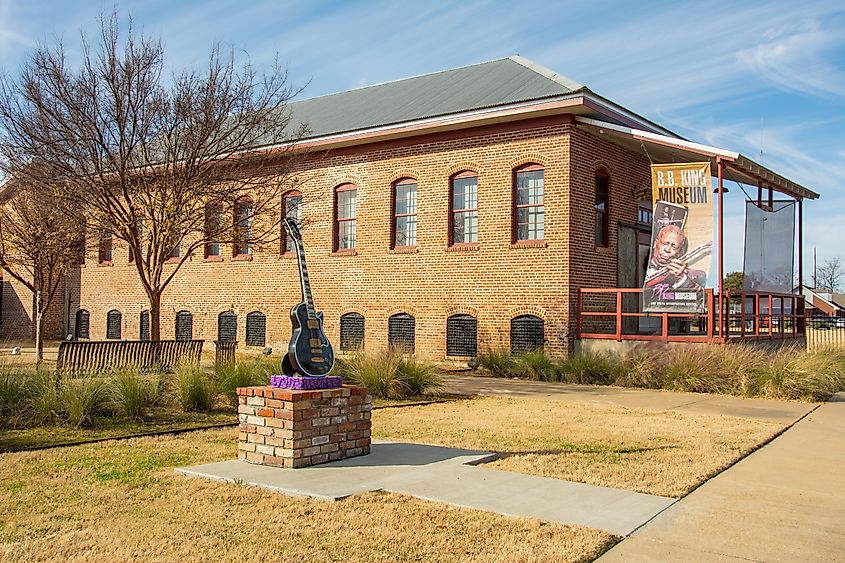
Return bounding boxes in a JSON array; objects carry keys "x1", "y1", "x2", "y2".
[{"x1": 576, "y1": 116, "x2": 819, "y2": 201}]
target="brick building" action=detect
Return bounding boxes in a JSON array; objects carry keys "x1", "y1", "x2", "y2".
[{"x1": 3, "y1": 56, "x2": 775, "y2": 359}]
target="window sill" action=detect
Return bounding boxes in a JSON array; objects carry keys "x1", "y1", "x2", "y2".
[
  {"x1": 594, "y1": 245, "x2": 613, "y2": 254},
  {"x1": 445, "y1": 355, "x2": 475, "y2": 362},
  {"x1": 97, "y1": 261, "x2": 113, "y2": 267},
  {"x1": 388, "y1": 247, "x2": 418, "y2": 254},
  {"x1": 510, "y1": 240, "x2": 548, "y2": 249},
  {"x1": 165, "y1": 257, "x2": 181, "y2": 264},
  {"x1": 331, "y1": 250, "x2": 358, "y2": 257},
  {"x1": 282, "y1": 251, "x2": 297, "y2": 259},
  {"x1": 232, "y1": 254, "x2": 254, "y2": 262},
  {"x1": 203, "y1": 256, "x2": 224, "y2": 262},
  {"x1": 446, "y1": 244, "x2": 479, "y2": 252}
]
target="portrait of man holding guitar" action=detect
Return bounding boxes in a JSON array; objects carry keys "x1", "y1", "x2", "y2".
[{"x1": 645, "y1": 225, "x2": 709, "y2": 291}]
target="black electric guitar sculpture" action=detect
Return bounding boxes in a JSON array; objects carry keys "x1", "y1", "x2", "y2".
[{"x1": 281, "y1": 218, "x2": 335, "y2": 377}]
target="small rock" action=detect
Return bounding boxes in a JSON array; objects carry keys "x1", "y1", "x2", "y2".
[{"x1": 10, "y1": 347, "x2": 20, "y2": 355}]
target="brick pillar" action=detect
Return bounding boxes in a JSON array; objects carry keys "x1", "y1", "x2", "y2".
[{"x1": 236, "y1": 385, "x2": 372, "y2": 468}]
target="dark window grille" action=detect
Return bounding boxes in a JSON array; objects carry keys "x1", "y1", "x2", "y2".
[
  {"x1": 388, "y1": 313, "x2": 415, "y2": 353},
  {"x1": 218, "y1": 311, "x2": 237, "y2": 342},
  {"x1": 446, "y1": 314, "x2": 478, "y2": 357},
  {"x1": 175, "y1": 311, "x2": 193, "y2": 341},
  {"x1": 106, "y1": 310, "x2": 122, "y2": 340},
  {"x1": 139, "y1": 310, "x2": 150, "y2": 341},
  {"x1": 511, "y1": 315, "x2": 545, "y2": 354},
  {"x1": 245, "y1": 312, "x2": 266, "y2": 346},
  {"x1": 75, "y1": 309, "x2": 90, "y2": 339},
  {"x1": 340, "y1": 313, "x2": 365, "y2": 351}
]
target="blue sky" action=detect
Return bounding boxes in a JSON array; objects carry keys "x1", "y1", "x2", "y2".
[{"x1": 1, "y1": 0, "x2": 843, "y2": 281}]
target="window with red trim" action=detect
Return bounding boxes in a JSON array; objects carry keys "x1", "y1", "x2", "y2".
[
  {"x1": 282, "y1": 190, "x2": 302, "y2": 254},
  {"x1": 514, "y1": 164, "x2": 544, "y2": 242},
  {"x1": 392, "y1": 179, "x2": 417, "y2": 248},
  {"x1": 334, "y1": 184, "x2": 357, "y2": 251},
  {"x1": 204, "y1": 203, "x2": 223, "y2": 258},
  {"x1": 233, "y1": 199, "x2": 254, "y2": 256},
  {"x1": 450, "y1": 171, "x2": 478, "y2": 245},
  {"x1": 595, "y1": 169, "x2": 609, "y2": 246}
]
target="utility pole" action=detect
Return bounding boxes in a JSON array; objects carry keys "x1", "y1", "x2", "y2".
[{"x1": 813, "y1": 247, "x2": 817, "y2": 288}]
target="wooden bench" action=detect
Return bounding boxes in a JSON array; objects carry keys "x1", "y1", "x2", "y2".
[{"x1": 56, "y1": 340, "x2": 204, "y2": 376}]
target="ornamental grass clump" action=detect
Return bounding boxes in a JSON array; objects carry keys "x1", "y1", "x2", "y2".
[
  {"x1": 513, "y1": 348, "x2": 562, "y2": 381},
  {"x1": 60, "y1": 377, "x2": 110, "y2": 428},
  {"x1": 558, "y1": 351, "x2": 618, "y2": 385},
  {"x1": 337, "y1": 349, "x2": 443, "y2": 399},
  {"x1": 109, "y1": 368, "x2": 162, "y2": 422},
  {"x1": 215, "y1": 358, "x2": 275, "y2": 407},
  {"x1": 173, "y1": 363, "x2": 215, "y2": 412},
  {"x1": 0, "y1": 366, "x2": 33, "y2": 424},
  {"x1": 475, "y1": 349, "x2": 519, "y2": 378}
]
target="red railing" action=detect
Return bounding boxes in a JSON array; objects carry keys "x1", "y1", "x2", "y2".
[{"x1": 577, "y1": 288, "x2": 805, "y2": 343}]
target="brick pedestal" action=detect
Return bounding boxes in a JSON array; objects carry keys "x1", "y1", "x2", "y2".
[{"x1": 236, "y1": 385, "x2": 372, "y2": 468}]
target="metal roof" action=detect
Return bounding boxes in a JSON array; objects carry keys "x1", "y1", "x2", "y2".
[
  {"x1": 576, "y1": 117, "x2": 819, "y2": 200},
  {"x1": 288, "y1": 56, "x2": 583, "y2": 139}
]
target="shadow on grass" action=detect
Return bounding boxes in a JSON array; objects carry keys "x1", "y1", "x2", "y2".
[{"x1": 0, "y1": 409, "x2": 237, "y2": 453}]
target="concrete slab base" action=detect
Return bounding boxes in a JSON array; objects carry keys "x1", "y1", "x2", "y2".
[{"x1": 176, "y1": 440, "x2": 675, "y2": 536}]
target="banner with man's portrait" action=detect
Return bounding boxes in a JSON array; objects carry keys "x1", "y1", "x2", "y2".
[{"x1": 643, "y1": 162, "x2": 714, "y2": 313}]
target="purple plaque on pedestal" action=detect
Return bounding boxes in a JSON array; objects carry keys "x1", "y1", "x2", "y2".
[{"x1": 269, "y1": 375, "x2": 343, "y2": 390}]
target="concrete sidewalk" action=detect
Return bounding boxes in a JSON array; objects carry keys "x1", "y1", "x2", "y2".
[
  {"x1": 598, "y1": 393, "x2": 845, "y2": 562},
  {"x1": 177, "y1": 440, "x2": 675, "y2": 536},
  {"x1": 444, "y1": 374, "x2": 817, "y2": 423}
]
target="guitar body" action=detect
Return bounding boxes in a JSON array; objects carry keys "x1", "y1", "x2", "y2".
[{"x1": 286, "y1": 303, "x2": 335, "y2": 377}]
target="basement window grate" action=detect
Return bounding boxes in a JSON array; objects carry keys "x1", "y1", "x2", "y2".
[
  {"x1": 340, "y1": 313, "x2": 365, "y2": 351},
  {"x1": 510, "y1": 315, "x2": 544, "y2": 354},
  {"x1": 446, "y1": 314, "x2": 477, "y2": 357},
  {"x1": 388, "y1": 313, "x2": 415, "y2": 353}
]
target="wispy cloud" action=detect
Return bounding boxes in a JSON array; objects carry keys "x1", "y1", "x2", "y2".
[{"x1": 736, "y1": 19, "x2": 845, "y2": 98}]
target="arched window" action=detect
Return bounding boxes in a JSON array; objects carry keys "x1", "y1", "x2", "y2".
[
  {"x1": 175, "y1": 311, "x2": 193, "y2": 341},
  {"x1": 392, "y1": 179, "x2": 417, "y2": 248},
  {"x1": 233, "y1": 198, "x2": 254, "y2": 256},
  {"x1": 450, "y1": 171, "x2": 478, "y2": 245},
  {"x1": 217, "y1": 310, "x2": 237, "y2": 342},
  {"x1": 245, "y1": 311, "x2": 266, "y2": 346},
  {"x1": 74, "y1": 309, "x2": 90, "y2": 339},
  {"x1": 139, "y1": 310, "x2": 150, "y2": 341},
  {"x1": 388, "y1": 313, "x2": 415, "y2": 353},
  {"x1": 514, "y1": 164, "x2": 544, "y2": 242},
  {"x1": 595, "y1": 169, "x2": 609, "y2": 246},
  {"x1": 282, "y1": 190, "x2": 303, "y2": 254},
  {"x1": 204, "y1": 202, "x2": 223, "y2": 258},
  {"x1": 446, "y1": 314, "x2": 477, "y2": 357},
  {"x1": 106, "y1": 310, "x2": 122, "y2": 340},
  {"x1": 339, "y1": 313, "x2": 365, "y2": 351},
  {"x1": 510, "y1": 315, "x2": 544, "y2": 354},
  {"x1": 98, "y1": 228, "x2": 113, "y2": 263},
  {"x1": 334, "y1": 184, "x2": 357, "y2": 251}
]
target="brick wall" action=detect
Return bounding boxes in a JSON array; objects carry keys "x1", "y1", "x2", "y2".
[{"x1": 35, "y1": 115, "x2": 650, "y2": 360}]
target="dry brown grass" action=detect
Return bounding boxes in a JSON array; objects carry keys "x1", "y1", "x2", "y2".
[
  {"x1": 0, "y1": 427, "x2": 614, "y2": 562},
  {"x1": 373, "y1": 397, "x2": 783, "y2": 498}
]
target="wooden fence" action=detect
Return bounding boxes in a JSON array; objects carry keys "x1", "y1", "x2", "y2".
[{"x1": 56, "y1": 340, "x2": 204, "y2": 377}]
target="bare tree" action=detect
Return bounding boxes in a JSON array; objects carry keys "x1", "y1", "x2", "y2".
[
  {"x1": 817, "y1": 257, "x2": 843, "y2": 293},
  {"x1": 0, "y1": 13, "x2": 307, "y2": 340},
  {"x1": 0, "y1": 177, "x2": 81, "y2": 363}
]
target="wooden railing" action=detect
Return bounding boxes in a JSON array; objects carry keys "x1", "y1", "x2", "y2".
[
  {"x1": 56, "y1": 340, "x2": 204, "y2": 376},
  {"x1": 577, "y1": 288, "x2": 805, "y2": 343}
]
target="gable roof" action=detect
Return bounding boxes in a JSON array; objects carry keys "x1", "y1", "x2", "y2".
[{"x1": 286, "y1": 56, "x2": 668, "y2": 141}]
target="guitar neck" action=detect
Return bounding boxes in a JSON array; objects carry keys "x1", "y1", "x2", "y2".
[{"x1": 294, "y1": 238, "x2": 316, "y2": 318}]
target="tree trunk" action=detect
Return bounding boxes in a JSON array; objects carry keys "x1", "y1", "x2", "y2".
[
  {"x1": 149, "y1": 291, "x2": 162, "y2": 342},
  {"x1": 35, "y1": 289, "x2": 44, "y2": 366}
]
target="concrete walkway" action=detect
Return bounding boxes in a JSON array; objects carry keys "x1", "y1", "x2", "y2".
[
  {"x1": 598, "y1": 392, "x2": 845, "y2": 562},
  {"x1": 177, "y1": 440, "x2": 675, "y2": 536},
  {"x1": 179, "y1": 376, "x2": 842, "y2": 559},
  {"x1": 444, "y1": 374, "x2": 816, "y2": 423}
]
